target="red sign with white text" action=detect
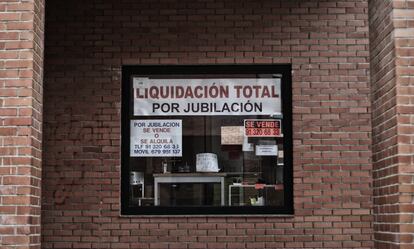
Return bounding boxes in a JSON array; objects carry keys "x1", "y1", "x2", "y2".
[{"x1": 244, "y1": 119, "x2": 282, "y2": 137}]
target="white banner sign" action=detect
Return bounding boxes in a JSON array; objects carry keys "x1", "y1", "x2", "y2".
[
  {"x1": 133, "y1": 78, "x2": 281, "y2": 116},
  {"x1": 130, "y1": 120, "x2": 182, "y2": 157}
]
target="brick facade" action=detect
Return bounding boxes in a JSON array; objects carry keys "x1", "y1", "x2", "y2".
[
  {"x1": 393, "y1": 0, "x2": 414, "y2": 247},
  {"x1": 42, "y1": 1, "x2": 373, "y2": 248},
  {"x1": 0, "y1": 0, "x2": 412, "y2": 248},
  {"x1": 0, "y1": 0, "x2": 45, "y2": 249},
  {"x1": 369, "y1": 0, "x2": 414, "y2": 248}
]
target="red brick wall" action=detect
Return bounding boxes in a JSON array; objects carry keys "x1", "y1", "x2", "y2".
[
  {"x1": 369, "y1": 0, "x2": 399, "y2": 248},
  {"x1": 0, "y1": 0, "x2": 44, "y2": 248},
  {"x1": 42, "y1": 1, "x2": 373, "y2": 248},
  {"x1": 393, "y1": 1, "x2": 414, "y2": 247},
  {"x1": 369, "y1": 0, "x2": 414, "y2": 248}
]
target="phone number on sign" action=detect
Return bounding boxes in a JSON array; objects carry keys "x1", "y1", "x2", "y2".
[
  {"x1": 150, "y1": 149, "x2": 181, "y2": 155},
  {"x1": 245, "y1": 128, "x2": 280, "y2": 136}
]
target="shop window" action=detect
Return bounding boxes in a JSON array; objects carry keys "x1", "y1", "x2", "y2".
[{"x1": 121, "y1": 65, "x2": 292, "y2": 215}]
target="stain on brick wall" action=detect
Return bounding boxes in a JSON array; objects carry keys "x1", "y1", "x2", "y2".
[{"x1": 42, "y1": 1, "x2": 373, "y2": 248}]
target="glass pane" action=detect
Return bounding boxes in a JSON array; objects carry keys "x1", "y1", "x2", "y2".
[{"x1": 128, "y1": 75, "x2": 285, "y2": 208}]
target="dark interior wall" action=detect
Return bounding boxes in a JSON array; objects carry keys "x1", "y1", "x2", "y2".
[{"x1": 42, "y1": 1, "x2": 373, "y2": 248}]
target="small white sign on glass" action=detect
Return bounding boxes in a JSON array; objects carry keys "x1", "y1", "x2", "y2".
[
  {"x1": 196, "y1": 153, "x2": 219, "y2": 172},
  {"x1": 255, "y1": 145, "x2": 278, "y2": 156},
  {"x1": 130, "y1": 119, "x2": 182, "y2": 157}
]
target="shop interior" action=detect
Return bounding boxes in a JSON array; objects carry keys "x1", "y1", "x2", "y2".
[{"x1": 128, "y1": 116, "x2": 284, "y2": 207}]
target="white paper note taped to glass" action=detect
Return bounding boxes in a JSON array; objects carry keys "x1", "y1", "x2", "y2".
[
  {"x1": 256, "y1": 145, "x2": 278, "y2": 156},
  {"x1": 196, "y1": 153, "x2": 219, "y2": 172}
]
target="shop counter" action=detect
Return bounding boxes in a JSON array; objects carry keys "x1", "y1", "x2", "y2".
[{"x1": 153, "y1": 173, "x2": 226, "y2": 206}]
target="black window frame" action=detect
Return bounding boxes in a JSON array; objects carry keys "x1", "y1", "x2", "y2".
[{"x1": 121, "y1": 65, "x2": 293, "y2": 215}]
